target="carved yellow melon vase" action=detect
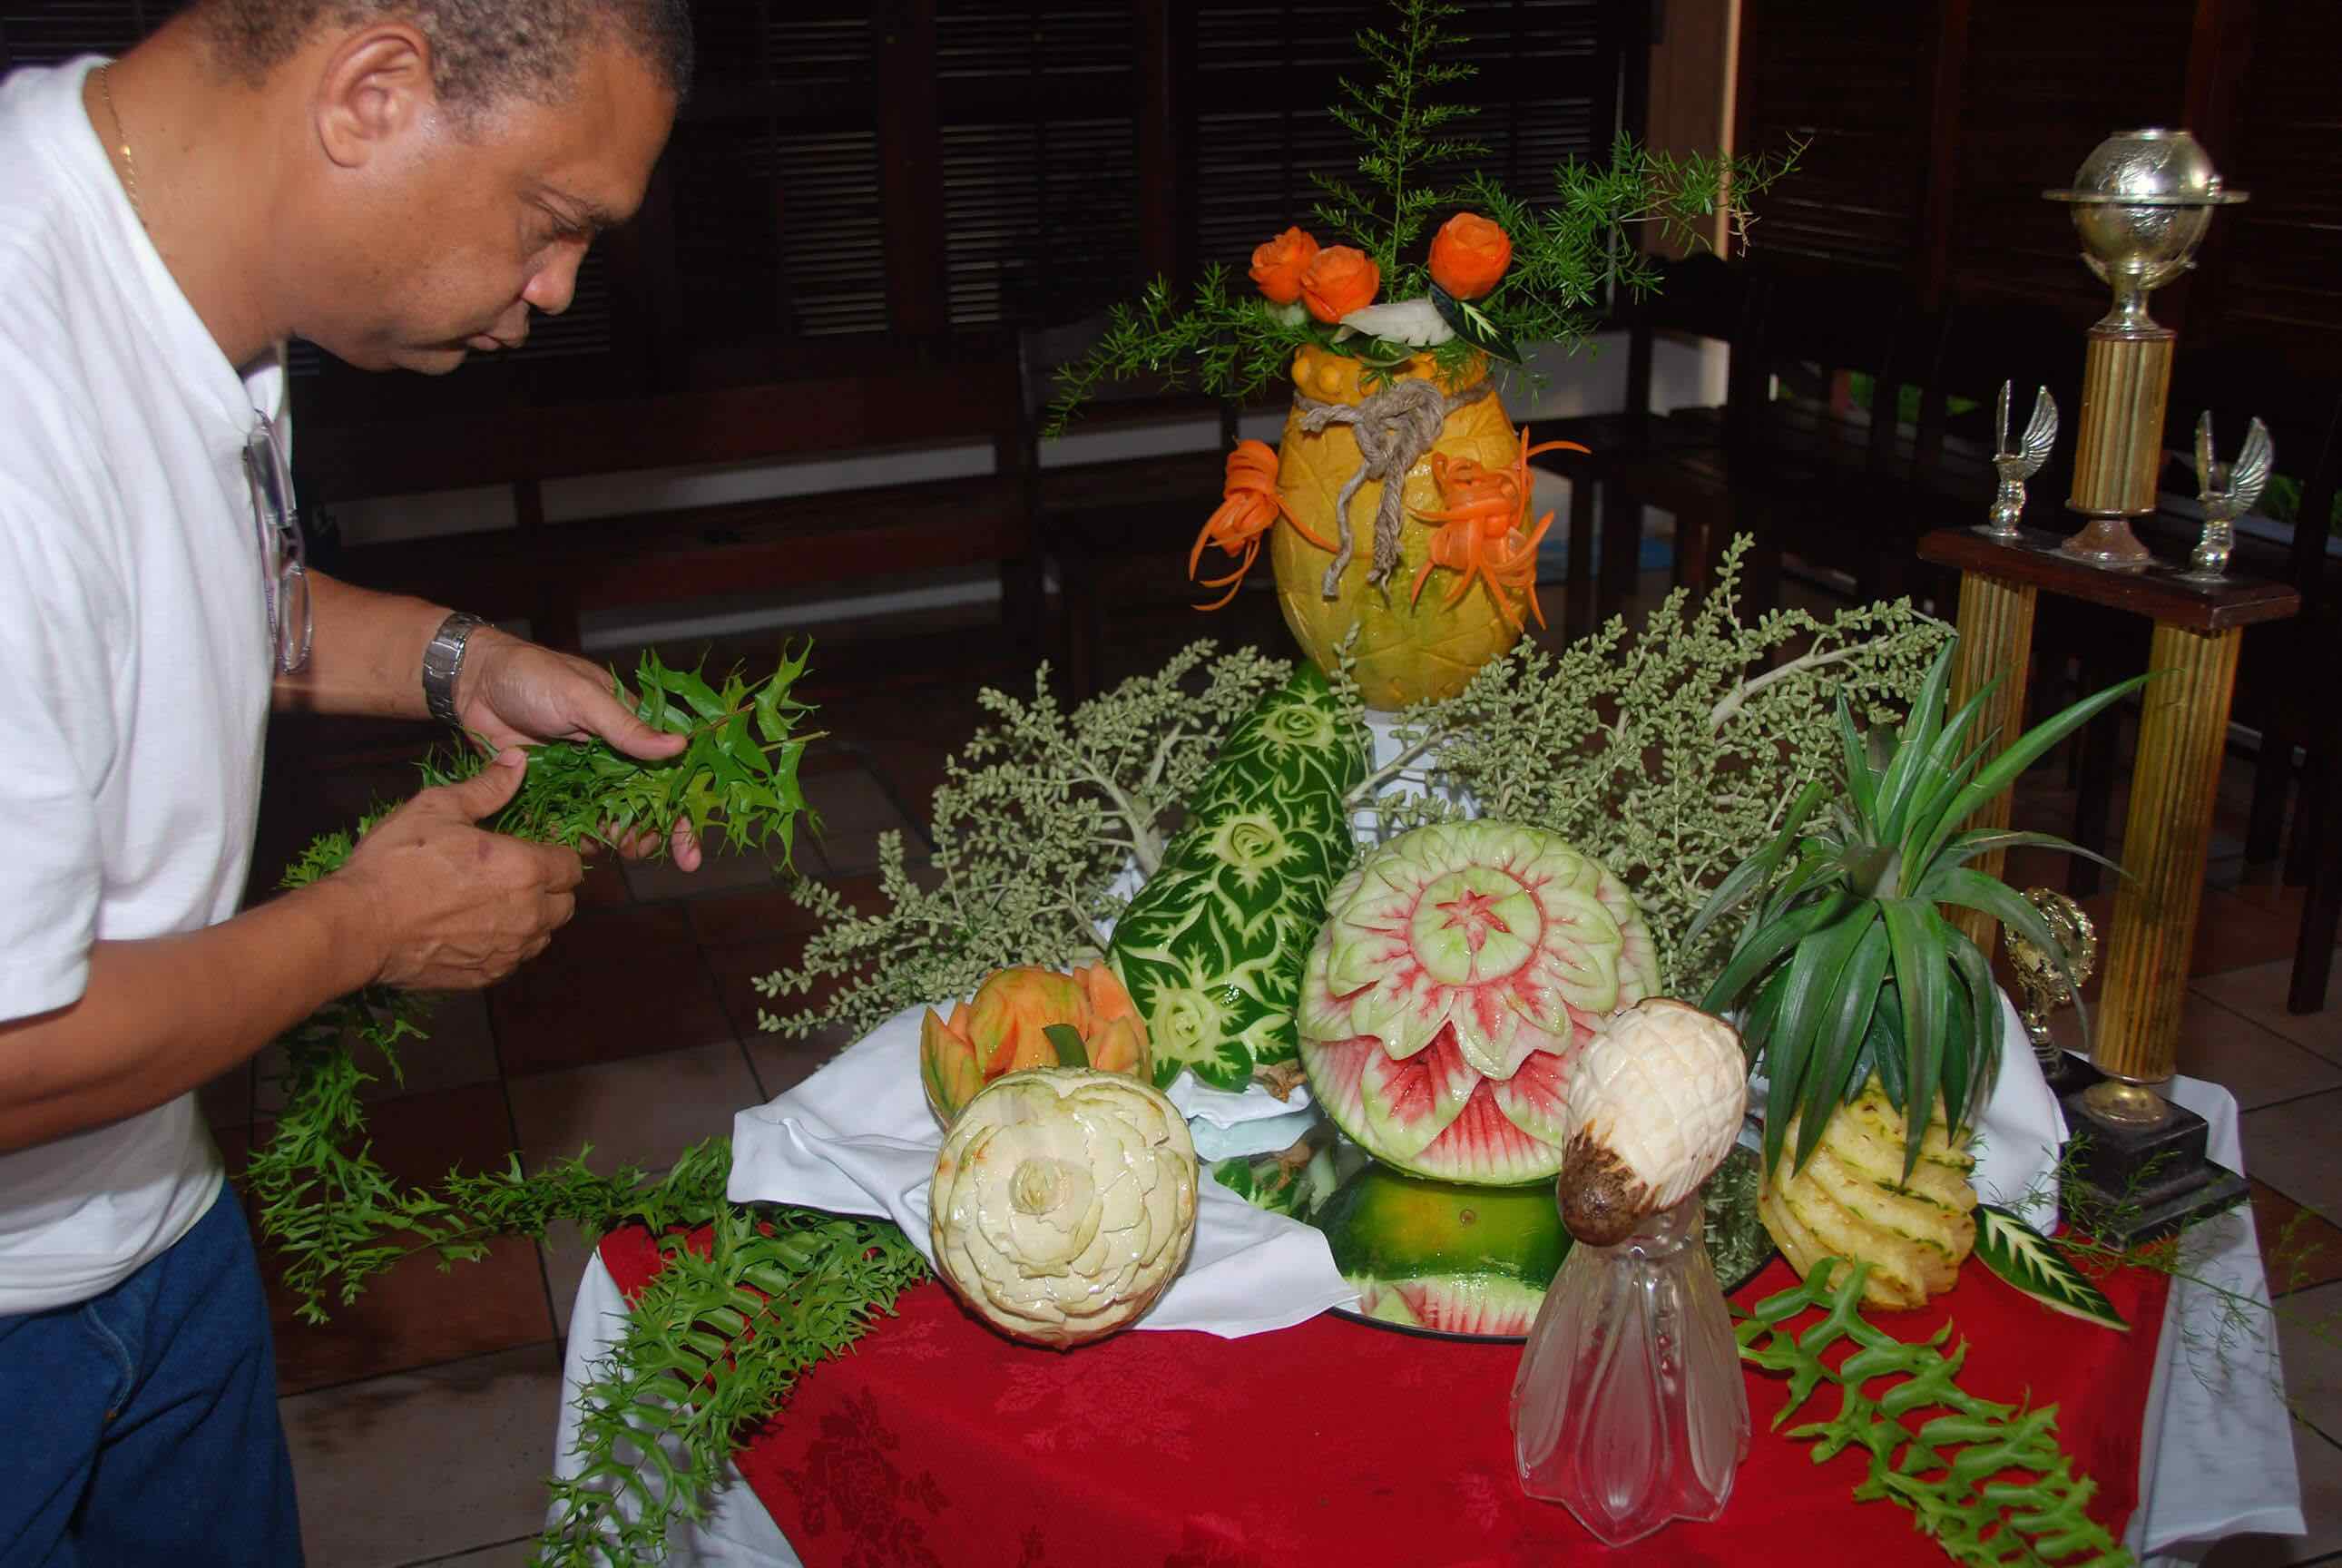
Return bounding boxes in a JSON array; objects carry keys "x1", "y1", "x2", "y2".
[{"x1": 1270, "y1": 342, "x2": 1536, "y2": 709}]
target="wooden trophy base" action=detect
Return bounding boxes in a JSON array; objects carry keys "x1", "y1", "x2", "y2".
[{"x1": 2051, "y1": 1053, "x2": 2249, "y2": 1249}]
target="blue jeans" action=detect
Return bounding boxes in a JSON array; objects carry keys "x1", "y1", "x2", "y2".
[{"x1": 0, "y1": 1188, "x2": 302, "y2": 1566}]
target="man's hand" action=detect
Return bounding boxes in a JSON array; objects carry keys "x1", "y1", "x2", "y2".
[
  {"x1": 454, "y1": 630, "x2": 703, "y2": 869},
  {"x1": 335, "y1": 750, "x2": 587, "y2": 991}
]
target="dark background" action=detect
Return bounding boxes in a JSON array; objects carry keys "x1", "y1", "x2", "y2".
[{"x1": 8, "y1": 0, "x2": 2331, "y2": 438}]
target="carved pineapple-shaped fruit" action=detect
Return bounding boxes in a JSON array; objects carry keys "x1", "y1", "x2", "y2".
[
  {"x1": 1271, "y1": 345, "x2": 1526, "y2": 709},
  {"x1": 1758, "y1": 1078, "x2": 1977, "y2": 1311}
]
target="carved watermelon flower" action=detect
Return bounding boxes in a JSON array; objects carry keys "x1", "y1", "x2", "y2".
[{"x1": 1298, "y1": 823, "x2": 1660, "y2": 1183}]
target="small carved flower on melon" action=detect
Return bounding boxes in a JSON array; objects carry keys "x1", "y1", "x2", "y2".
[{"x1": 1298, "y1": 822, "x2": 1660, "y2": 1184}]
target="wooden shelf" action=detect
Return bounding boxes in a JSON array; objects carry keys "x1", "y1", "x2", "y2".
[{"x1": 1917, "y1": 526, "x2": 2300, "y2": 631}]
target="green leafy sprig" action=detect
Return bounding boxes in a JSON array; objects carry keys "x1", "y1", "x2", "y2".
[
  {"x1": 1739, "y1": 1259, "x2": 2136, "y2": 1567},
  {"x1": 245, "y1": 647, "x2": 817, "y2": 1323},
  {"x1": 1435, "y1": 136, "x2": 1804, "y2": 382},
  {"x1": 1308, "y1": 0, "x2": 1486, "y2": 283},
  {"x1": 434, "y1": 642, "x2": 818, "y2": 857},
  {"x1": 538, "y1": 1202, "x2": 926, "y2": 1566}
]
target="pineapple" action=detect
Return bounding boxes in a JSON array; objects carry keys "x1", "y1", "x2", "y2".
[
  {"x1": 1688, "y1": 640, "x2": 2143, "y2": 1307},
  {"x1": 1760, "y1": 1079, "x2": 1977, "y2": 1309}
]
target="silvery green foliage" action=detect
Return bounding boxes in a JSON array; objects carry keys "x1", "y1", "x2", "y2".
[
  {"x1": 755, "y1": 643, "x2": 1291, "y2": 1044},
  {"x1": 1352, "y1": 538, "x2": 1948, "y2": 995}
]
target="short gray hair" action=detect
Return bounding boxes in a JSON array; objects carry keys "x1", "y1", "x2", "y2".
[{"x1": 201, "y1": 0, "x2": 692, "y2": 109}]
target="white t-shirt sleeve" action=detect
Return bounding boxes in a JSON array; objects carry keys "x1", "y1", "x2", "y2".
[{"x1": 0, "y1": 469, "x2": 118, "y2": 1022}]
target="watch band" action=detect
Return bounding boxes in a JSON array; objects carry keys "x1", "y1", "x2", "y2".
[{"x1": 421, "y1": 611, "x2": 485, "y2": 726}]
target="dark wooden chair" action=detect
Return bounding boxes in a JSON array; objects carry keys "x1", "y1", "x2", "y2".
[
  {"x1": 1010, "y1": 309, "x2": 1251, "y2": 700},
  {"x1": 295, "y1": 365, "x2": 1037, "y2": 654},
  {"x1": 1556, "y1": 253, "x2": 1767, "y2": 634},
  {"x1": 1599, "y1": 257, "x2": 1939, "y2": 627}
]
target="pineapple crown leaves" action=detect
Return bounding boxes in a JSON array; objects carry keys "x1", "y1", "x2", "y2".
[{"x1": 1691, "y1": 638, "x2": 2151, "y2": 1178}]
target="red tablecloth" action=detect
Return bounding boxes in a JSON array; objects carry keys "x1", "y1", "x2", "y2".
[{"x1": 600, "y1": 1228, "x2": 2171, "y2": 1568}]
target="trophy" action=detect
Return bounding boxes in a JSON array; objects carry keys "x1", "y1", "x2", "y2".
[
  {"x1": 1982, "y1": 381, "x2": 2059, "y2": 539},
  {"x1": 2044, "y1": 131, "x2": 2248, "y2": 569},
  {"x1": 1920, "y1": 129, "x2": 2290, "y2": 1247},
  {"x1": 2178, "y1": 412, "x2": 2273, "y2": 583},
  {"x1": 2003, "y1": 887, "x2": 2097, "y2": 1087}
]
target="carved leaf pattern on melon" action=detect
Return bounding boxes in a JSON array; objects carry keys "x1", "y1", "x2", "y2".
[
  {"x1": 1110, "y1": 671, "x2": 1367, "y2": 1090},
  {"x1": 1298, "y1": 823, "x2": 1660, "y2": 1183}
]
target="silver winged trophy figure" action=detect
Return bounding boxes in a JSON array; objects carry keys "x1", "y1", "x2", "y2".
[
  {"x1": 2181, "y1": 412, "x2": 2273, "y2": 583},
  {"x1": 1983, "y1": 380, "x2": 2059, "y2": 539}
]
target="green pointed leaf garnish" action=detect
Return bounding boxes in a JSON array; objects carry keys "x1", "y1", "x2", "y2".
[
  {"x1": 1973, "y1": 1204, "x2": 2129, "y2": 1331},
  {"x1": 1044, "y1": 1024, "x2": 1091, "y2": 1069},
  {"x1": 1429, "y1": 282, "x2": 1524, "y2": 363}
]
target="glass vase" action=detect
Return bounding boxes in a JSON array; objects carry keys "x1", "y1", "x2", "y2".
[{"x1": 1508, "y1": 1192, "x2": 1749, "y2": 1546}]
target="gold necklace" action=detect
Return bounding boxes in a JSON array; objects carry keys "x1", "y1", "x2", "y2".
[{"x1": 96, "y1": 64, "x2": 146, "y2": 228}]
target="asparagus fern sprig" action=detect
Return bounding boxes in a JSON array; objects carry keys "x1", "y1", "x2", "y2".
[
  {"x1": 1309, "y1": 0, "x2": 1485, "y2": 282},
  {"x1": 1690, "y1": 640, "x2": 2148, "y2": 1177}
]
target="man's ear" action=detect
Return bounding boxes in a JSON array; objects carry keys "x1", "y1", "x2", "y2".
[{"x1": 314, "y1": 24, "x2": 437, "y2": 170}]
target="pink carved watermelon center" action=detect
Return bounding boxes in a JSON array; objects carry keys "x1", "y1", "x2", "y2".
[{"x1": 1411, "y1": 1077, "x2": 1554, "y2": 1182}]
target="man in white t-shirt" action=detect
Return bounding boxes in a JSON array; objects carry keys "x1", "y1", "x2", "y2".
[{"x1": 0, "y1": 1, "x2": 697, "y2": 1560}]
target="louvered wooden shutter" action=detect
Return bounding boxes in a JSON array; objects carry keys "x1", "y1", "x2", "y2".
[
  {"x1": 2202, "y1": 2, "x2": 2342, "y2": 364},
  {"x1": 671, "y1": 0, "x2": 887, "y2": 348},
  {"x1": 934, "y1": 0, "x2": 1139, "y2": 330},
  {"x1": 1945, "y1": 0, "x2": 2194, "y2": 308},
  {"x1": 1734, "y1": 0, "x2": 1930, "y2": 277}
]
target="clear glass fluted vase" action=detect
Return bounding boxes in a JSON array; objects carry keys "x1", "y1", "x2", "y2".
[{"x1": 1508, "y1": 1192, "x2": 1749, "y2": 1546}]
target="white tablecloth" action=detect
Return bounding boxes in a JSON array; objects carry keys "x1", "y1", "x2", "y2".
[{"x1": 548, "y1": 1072, "x2": 2306, "y2": 1566}]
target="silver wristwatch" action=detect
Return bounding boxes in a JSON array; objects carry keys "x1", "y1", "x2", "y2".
[{"x1": 421, "y1": 611, "x2": 485, "y2": 726}]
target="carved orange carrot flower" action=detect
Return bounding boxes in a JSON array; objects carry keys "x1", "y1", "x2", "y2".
[
  {"x1": 1409, "y1": 426, "x2": 1587, "y2": 631},
  {"x1": 1429, "y1": 211, "x2": 1513, "y2": 299},
  {"x1": 1249, "y1": 228, "x2": 1321, "y2": 305},
  {"x1": 1299, "y1": 246, "x2": 1380, "y2": 323},
  {"x1": 1189, "y1": 440, "x2": 1332, "y2": 611}
]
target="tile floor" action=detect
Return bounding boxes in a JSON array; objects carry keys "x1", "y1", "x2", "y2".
[{"x1": 201, "y1": 573, "x2": 2341, "y2": 1566}]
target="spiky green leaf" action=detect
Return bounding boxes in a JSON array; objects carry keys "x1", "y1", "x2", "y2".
[
  {"x1": 1687, "y1": 778, "x2": 1830, "y2": 948},
  {"x1": 1881, "y1": 898, "x2": 1947, "y2": 1173},
  {"x1": 1973, "y1": 1205, "x2": 2129, "y2": 1331},
  {"x1": 1793, "y1": 916, "x2": 1893, "y2": 1171},
  {"x1": 1916, "y1": 673, "x2": 2153, "y2": 873},
  {"x1": 1767, "y1": 903, "x2": 1881, "y2": 1175}
]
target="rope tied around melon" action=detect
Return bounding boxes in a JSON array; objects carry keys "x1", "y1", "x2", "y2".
[{"x1": 1293, "y1": 376, "x2": 1494, "y2": 598}]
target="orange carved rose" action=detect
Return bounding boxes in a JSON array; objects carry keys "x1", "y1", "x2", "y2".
[
  {"x1": 1249, "y1": 227, "x2": 1321, "y2": 306},
  {"x1": 1299, "y1": 246, "x2": 1381, "y2": 323},
  {"x1": 1429, "y1": 211, "x2": 1512, "y2": 299}
]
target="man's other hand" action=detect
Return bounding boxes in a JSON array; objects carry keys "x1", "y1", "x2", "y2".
[
  {"x1": 336, "y1": 750, "x2": 586, "y2": 990},
  {"x1": 453, "y1": 631, "x2": 702, "y2": 869}
]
